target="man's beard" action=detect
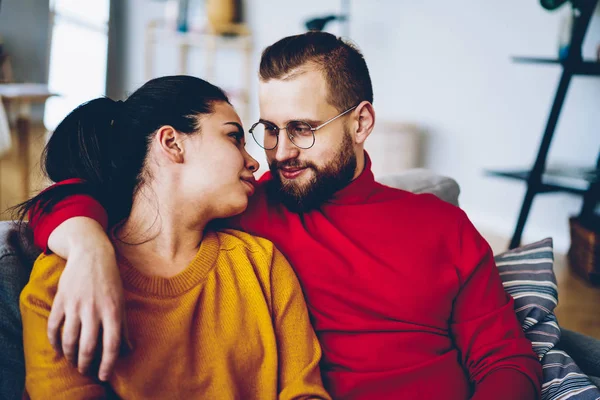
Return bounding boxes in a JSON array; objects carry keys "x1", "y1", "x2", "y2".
[{"x1": 268, "y1": 130, "x2": 357, "y2": 213}]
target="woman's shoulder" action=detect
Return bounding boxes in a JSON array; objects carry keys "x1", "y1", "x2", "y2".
[
  {"x1": 20, "y1": 253, "x2": 65, "y2": 307},
  {"x1": 213, "y1": 229, "x2": 293, "y2": 282},
  {"x1": 215, "y1": 229, "x2": 277, "y2": 258},
  {"x1": 212, "y1": 230, "x2": 285, "y2": 306},
  {"x1": 30, "y1": 253, "x2": 67, "y2": 280}
]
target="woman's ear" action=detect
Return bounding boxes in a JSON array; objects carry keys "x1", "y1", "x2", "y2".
[
  {"x1": 353, "y1": 101, "x2": 376, "y2": 145},
  {"x1": 156, "y1": 125, "x2": 184, "y2": 163}
]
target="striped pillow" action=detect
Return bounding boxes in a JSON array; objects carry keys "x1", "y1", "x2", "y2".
[
  {"x1": 495, "y1": 237, "x2": 557, "y2": 334},
  {"x1": 495, "y1": 238, "x2": 600, "y2": 399}
]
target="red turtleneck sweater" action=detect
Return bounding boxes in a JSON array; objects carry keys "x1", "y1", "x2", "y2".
[{"x1": 31, "y1": 155, "x2": 541, "y2": 399}]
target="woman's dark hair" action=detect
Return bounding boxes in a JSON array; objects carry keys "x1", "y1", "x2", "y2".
[{"x1": 12, "y1": 75, "x2": 229, "y2": 226}]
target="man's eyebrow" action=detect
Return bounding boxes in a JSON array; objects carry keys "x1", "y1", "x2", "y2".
[
  {"x1": 299, "y1": 119, "x2": 322, "y2": 127},
  {"x1": 258, "y1": 118, "x2": 275, "y2": 125},
  {"x1": 258, "y1": 118, "x2": 322, "y2": 127}
]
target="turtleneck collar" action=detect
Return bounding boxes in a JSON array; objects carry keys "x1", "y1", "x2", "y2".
[{"x1": 326, "y1": 151, "x2": 377, "y2": 205}]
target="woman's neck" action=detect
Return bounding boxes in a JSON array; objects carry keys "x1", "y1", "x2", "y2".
[{"x1": 113, "y1": 185, "x2": 211, "y2": 278}]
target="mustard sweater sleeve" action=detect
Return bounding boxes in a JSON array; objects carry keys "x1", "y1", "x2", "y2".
[
  {"x1": 270, "y1": 249, "x2": 331, "y2": 400},
  {"x1": 20, "y1": 255, "x2": 107, "y2": 399}
]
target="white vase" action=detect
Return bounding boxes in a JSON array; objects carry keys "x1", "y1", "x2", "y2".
[{"x1": 366, "y1": 122, "x2": 422, "y2": 178}]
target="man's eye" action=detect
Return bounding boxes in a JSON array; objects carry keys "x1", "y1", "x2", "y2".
[
  {"x1": 294, "y1": 126, "x2": 310, "y2": 134},
  {"x1": 289, "y1": 122, "x2": 312, "y2": 136}
]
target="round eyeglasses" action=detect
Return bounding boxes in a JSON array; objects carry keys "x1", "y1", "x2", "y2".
[{"x1": 249, "y1": 105, "x2": 358, "y2": 150}]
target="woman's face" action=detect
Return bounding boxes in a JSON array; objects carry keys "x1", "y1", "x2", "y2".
[{"x1": 170, "y1": 101, "x2": 259, "y2": 220}]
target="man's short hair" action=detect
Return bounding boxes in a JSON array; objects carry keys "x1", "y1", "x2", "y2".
[{"x1": 259, "y1": 31, "x2": 373, "y2": 112}]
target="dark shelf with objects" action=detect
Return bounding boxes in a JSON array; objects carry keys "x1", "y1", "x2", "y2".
[
  {"x1": 511, "y1": 56, "x2": 600, "y2": 75},
  {"x1": 487, "y1": 167, "x2": 599, "y2": 196},
  {"x1": 486, "y1": 0, "x2": 600, "y2": 250}
]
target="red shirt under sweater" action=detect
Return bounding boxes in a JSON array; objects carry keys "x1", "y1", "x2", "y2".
[{"x1": 31, "y1": 154, "x2": 542, "y2": 399}]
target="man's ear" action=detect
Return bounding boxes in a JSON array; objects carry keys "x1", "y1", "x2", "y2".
[
  {"x1": 353, "y1": 101, "x2": 376, "y2": 145},
  {"x1": 156, "y1": 125, "x2": 184, "y2": 163}
]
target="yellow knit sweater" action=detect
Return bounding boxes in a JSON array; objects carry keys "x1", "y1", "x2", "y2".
[{"x1": 20, "y1": 229, "x2": 330, "y2": 399}]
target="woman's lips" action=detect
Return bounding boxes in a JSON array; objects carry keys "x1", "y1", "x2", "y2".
[{"x1": 241, "y1": 179, "x2": 255, "y2": 195}]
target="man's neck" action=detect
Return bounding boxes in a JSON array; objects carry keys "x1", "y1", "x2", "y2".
[{"x1": 352, "y1": 150, "x2": 366, "y2": 181}]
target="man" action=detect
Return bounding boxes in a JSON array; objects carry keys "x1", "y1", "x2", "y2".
[{"x1": 26, "y1": 32, "x2": 541, "y2": 399}]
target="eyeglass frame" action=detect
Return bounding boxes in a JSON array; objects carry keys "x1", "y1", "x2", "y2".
[{"x1": 249, "y1": 104, "x2": 359, "y2": 150}]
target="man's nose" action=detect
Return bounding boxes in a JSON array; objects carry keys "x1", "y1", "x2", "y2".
[{"x1": 274, "y1": 130, "x2": 300, "y2": 162}]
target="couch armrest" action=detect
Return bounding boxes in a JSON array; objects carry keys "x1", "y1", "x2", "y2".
[
  {"x1": 378, "y1": 169, "x2": 461, "y2": 207},
  {"x1": 0, "y1": 221, "x2": 39, "y2": 399},
  {"x1": 0, "y1": 222, "x2": 40, "y2": 266},
  {"x1": 557, "y1": 328, "x2": 600, "y2": 378}
]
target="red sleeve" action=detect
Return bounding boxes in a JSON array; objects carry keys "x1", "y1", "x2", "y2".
[
  {"x1": 472, "y1": 369, "x2": 538, "y2": 400},
  {"x1": 29, "y1": 179, "x2": 108, "y2": 253},
  {"x1": 450, "y1": 212, "x2": 542, "y2": 399}
]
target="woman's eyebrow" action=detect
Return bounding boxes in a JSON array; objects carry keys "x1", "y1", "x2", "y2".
[{"x1": 224, "y1": 122, "x2": 244, "y2": 133}]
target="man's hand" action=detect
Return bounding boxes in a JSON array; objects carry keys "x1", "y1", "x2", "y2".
[{"x1": 46, "y1": 217, "x2": 124, "y2": 381}]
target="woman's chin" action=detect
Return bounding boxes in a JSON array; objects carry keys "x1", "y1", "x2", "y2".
[{"x1": 221, "y1": 195, "x2": 249, "y2": 219}]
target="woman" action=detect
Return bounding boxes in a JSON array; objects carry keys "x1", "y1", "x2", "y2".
[{"x1": 16, "y1": 76, "x2": 330, "y2": 399}]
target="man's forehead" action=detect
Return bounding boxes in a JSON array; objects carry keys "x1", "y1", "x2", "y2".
[
  {"x1": 258, "y1": 72, "x2": 335, "y2": 122},
  {"x1": 260, "y1": 69, "x2": 326, "y2": 93}
]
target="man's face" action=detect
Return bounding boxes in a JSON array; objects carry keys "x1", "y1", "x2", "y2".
[{"x1": 258, "y1": 67, "x2": 358, "y2": 212}]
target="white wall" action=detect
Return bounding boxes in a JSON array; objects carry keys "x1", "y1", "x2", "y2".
[
  {"x1": 349, "y1": 1, "x2": 600, "y2": 253},
  {"x1": 0, "y1": 0, "x2": 50, "y2": 83},
  {"x1": 0, "y1": 0, "x2": 50, "y2": 121},
  {"x1": 120, "y1": 0, "x2": 600, "y2": 252}
]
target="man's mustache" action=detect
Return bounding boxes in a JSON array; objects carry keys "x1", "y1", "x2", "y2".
[{"x1": 269, "y1": 160, "x2": 317, "y2": 171}]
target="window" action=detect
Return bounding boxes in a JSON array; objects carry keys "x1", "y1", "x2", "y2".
[{"x1": 44, "y1": 0, "x2": 111, "y2": 130}]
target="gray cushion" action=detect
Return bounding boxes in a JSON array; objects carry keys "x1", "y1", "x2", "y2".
[{"x1": 378, "y1": 169, "x2": 460, "y2": 207}]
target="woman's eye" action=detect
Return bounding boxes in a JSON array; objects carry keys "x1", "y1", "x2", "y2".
[{"x1": 229, "y1": 132, "x2": 243, "y2": 143}]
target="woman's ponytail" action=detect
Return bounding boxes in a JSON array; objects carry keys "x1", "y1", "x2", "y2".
[{"x1": 12, "y1": 97, "x2": 122, "y2": 224}]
